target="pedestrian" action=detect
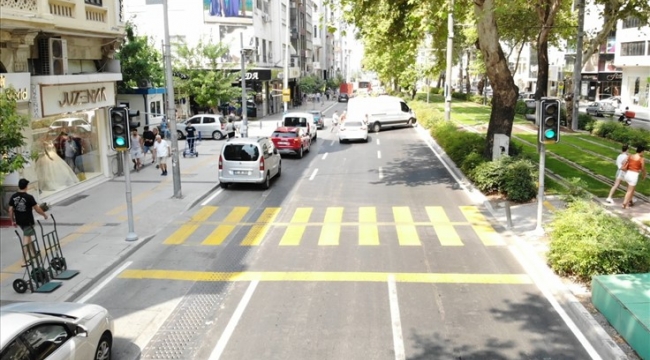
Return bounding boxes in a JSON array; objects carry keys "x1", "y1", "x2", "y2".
[
  {"x1": 606, "y1": 144, "x2": 629, "y2": 204},
  {"x1": 226, "y1": 118, "x2": 236, "y2": 138},
  {"x1": 153, "y1": 135, "x2": 171, "y2": 176},
  {"x1": 363, "y1": 114, "x2": 371, "y2": 125},
  {"x1": 130, "y1": 128, "x2": 144, "y2": 171},
  {"x1": 621, "y1": 145, "x2": 646, "y2": 209},
  {"x1": 151, "y1": 127, "x2": 160, "y2": 168},
  {"x1": 330, "y1": 110, "x2": 340, "y2": 132},
  {"x1": 8, "y1": 179, "x2": 48, "y2": 258},
  {"x1": 185, "y1": 121, "x2": 197, "y2": 154},
  {"x1": 142, "y1": 125, "x2": 156, "y2": 165}
]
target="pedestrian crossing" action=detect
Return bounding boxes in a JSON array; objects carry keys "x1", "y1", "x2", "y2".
[{"x1": 162, "y1": 205, "x2": 505, "y2": 247}]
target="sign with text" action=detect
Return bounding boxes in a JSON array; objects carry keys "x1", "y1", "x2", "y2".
[
  {"x1": 0, "y1": 73, "x2": 31, "y2": 102},
  {"x1": 41, "y1": 82, "x2": 116, "y2": 117}
]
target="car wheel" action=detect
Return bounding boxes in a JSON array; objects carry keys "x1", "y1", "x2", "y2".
[
  {"x1": 338, "y1": 138, "x2": 343, "y2": 143},
  {"x1": 277, "y1": 163, "x2": 282, "y2": 177},
  {"x1": 314, "y1": 132, "x2": 317, "y2": 141},
  {"x1": 213, "y1": 131, "x2": 224, "y2": 140},
  {"x1": 372, "y1": 122, "x2": 381, "y2": 133},
  {"x1": 177, "y1": 130, "x2": 185, "y2": 140},
  {"x1": 94, "y1": 333, "x2": 112, "y2": 360},
  {"x1": 298, "y1": 146, "x2": 304, "y2": 158},
  {"x1": 262, "y1": 172, "x2": 270, "y2": 189},
  {"x1": 220, "y1": 182, "x2": 229, "y2": 189}
]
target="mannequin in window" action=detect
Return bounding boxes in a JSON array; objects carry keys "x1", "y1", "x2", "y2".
[{"x1": 36, "y1": 141, "x2": 79, "y2": 192}]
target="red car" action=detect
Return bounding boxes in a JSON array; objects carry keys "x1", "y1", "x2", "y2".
[{"x1": 271, "y1": 126, "x2": 311, "y2": 158}]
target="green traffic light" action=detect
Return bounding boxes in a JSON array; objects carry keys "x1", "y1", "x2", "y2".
[
  {"x1": 545, "y1": 129, "x2": 556, "y2": 139},
  {"x1": 115, "y1": 137, "x2": 126, "y2": 146}
]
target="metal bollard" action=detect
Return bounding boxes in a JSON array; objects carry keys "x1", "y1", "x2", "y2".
[{"x1": 504, "y1": 201, "x2": 513, "y2": 229}]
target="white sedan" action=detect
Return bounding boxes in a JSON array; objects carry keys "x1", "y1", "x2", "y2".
[
  {"x1": 1, "y1": 302, "x2": 113, "y2": 360},
  {"x1": 339, "y1": 120, "x2": 369, "y2": 143}
]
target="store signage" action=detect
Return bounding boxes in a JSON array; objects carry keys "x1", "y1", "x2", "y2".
[
  {"x1": 41, "y1": 82, "x2": 116, "y2": 117},
  {"x1": 233, "y1": 69, "x2": 272, "y2": 82},
  {"x1": 598, "y1": 72, "x2": 623, "y2": 82},
  {"x1": 0, "y1": 73, "x2": 31, "y2": 102}
]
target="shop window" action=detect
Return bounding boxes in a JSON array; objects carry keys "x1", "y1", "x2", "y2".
[
  {"x1": 85, "y1": 0, "x2": 102, "y2": 6},
  {"x1": 620, "y1": 41, "x2": 645, "y2": 56},
  {"x1": 31, "y1": 110, "x2": 102, "y2": 197}
]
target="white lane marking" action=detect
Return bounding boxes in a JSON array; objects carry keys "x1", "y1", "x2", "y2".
[
  {"x1": 379, "y1": 166, "x2": 384, "y2": 179},
  {"x1": 508, "y1": 246, "x2": 602, "y2": 360},
  {"x1": 322, "y1": 152, "x2": 328, "y2": 160},
  {"x1": 76, "y1": 261, "x2": 133, "y2": 304},
  {"x1": 309, "y1": 168, "x2": 319, "y2": 180},
  {"x1": 201, "y1": 188, "x2": 223, "y2": 206},
  {"x1": 330, "y1": 140, "x2": 335, "y2": 146},
  {"x1": 377, "y1": 150, "x2": 382, "y2": 159},
  {"x1": 377, "y1": 138, "x2": 380, "y2": 145},
  {"x1": 209, "y1": 280, "x2": 259, "y2": 360},
  {"x1": 388, "y1": 275, "x2": 406, "y2": 360}
]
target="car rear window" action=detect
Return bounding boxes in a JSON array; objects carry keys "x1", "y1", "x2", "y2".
[
  {"x1": 284, "y1": 117, "x2": 308, "y2": 127},
  {"x1": 223, "y1": 144, "x2": 260, "y2": 161},
  {"x1": 272, "y1": 132, "x2": 297, "y2": 138},
  {"x1": 344, "y1": 121, "x2": 363, "y2": 127}
]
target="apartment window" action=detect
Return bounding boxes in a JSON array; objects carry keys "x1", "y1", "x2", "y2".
[
  {"x1": 314, "y1": 25, "x2": 317, "y2": 37},
  {"x1": 85, "y1": 0, "x2": 102, "y2": 5},
  {"x1": 263, "y1": 40, "x2": 267, "y2": 62},
  {"x1": 257, "y1": 0, "x2": 262, "y2": 9},
  {"x1": 269, "y1": 41, "x2": 273, "y2": 61},
  {"x1": 255, "y1": 37, "x2": 260, "y2": 62},
  {"x1": 621, "y1": 41, "x2": 646, "y2": 56},
  {"x1": 281, "y1": 4, "x2": 287, "y2": 22},
  {"x1": 622, "y1": 16, "x2": 641, "y2": 29}
]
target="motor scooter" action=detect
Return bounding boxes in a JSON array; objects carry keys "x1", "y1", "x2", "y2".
[{"x1": 618, "y1": 107, "x2": 634, "y2": 126}]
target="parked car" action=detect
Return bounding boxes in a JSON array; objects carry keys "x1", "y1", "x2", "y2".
[
  {"x1": 176, "y1": 114, "x2": 227, "y2": 140},
  {"x1": 49, "y1": 118, "x2": 92, "y2": 133},
  {"x1": 218, "y1": 137, "x2": 281, "y2": 189},
  {"x1": 282, "y1": 112, "x2": 317, "y2": 140},
  {"x1": 271, "y1": 127, "x2": 311, "y2": 158},
  {"x1": 346, "y1": 96, "x2": 417, "y2": 133},
  {"x1": 586, "y1": 101, "x2": 616, "y2": 117},
  {"x1": 1, "y1": 301, "x2": 113, "y2": 360},
  {"x1": 338, "y1": 93, "x2": 349, "y2": 102},
  {"x1": 308, "y1": 110, "x2": 324, "y2": 129},
  {"x1": 339, "y1": 120, "x2": 369, "y2": 143}
]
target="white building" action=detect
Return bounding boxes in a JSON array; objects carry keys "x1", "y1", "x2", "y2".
[
  {"x1": 1, "y1": 0, "x2": 125, "y2": 207},
  {"x1": 615, "y1": 16, "x2": 650, "y2": 119}
]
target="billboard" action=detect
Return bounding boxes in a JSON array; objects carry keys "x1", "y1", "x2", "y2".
[{"x1": 204, "y1": 0, "x2": 253, "y2": 24}]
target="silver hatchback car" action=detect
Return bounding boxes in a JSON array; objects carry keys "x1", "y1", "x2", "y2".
[{"x1": 218, "y1": 137, "x2": 281, "y2": 189}]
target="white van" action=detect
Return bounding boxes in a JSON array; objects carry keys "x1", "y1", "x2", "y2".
[
  {"x1": 346, "y1": 96, "x2": 417, "y2": 132},
  {"x1": 282, "y1": 112, "x2": 317, "y2": 140}
]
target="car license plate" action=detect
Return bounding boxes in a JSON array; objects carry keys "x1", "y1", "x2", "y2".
[
  {"x1": 234, "y1": 170, "x2": 248, "y2": 175},
  {"x1": 278, "y1": 142, "x2": 289, "y2": 146}
]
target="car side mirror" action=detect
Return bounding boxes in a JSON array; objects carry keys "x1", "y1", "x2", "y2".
[{"x1": 75, "y1": 325, "x2": 88, "y2": 337}]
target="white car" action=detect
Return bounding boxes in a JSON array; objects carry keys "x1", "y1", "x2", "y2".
[
  {"x1": 339, "y1": 120, "x2": 369, "y2": 143},
  {"x1": 282, "y1": 112, "x2": 318, "y2": 140},
  {"x1": 1, "y1": 302, "x2": 113, "y2": 360},
  {"x1": 176, "y1": 114, "x2": 228, "y2": 140},
  {"x1": 49, "y1": 118, "x2": 92, "y2": 133}
]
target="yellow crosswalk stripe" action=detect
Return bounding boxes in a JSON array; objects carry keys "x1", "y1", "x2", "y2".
[
  {"x1": 163, "y1": 206, "x2": 218, "y2": 245},
  {"x1": 359, "y1": 207, "x2": 379, "y2": 245},
  {"x1": 202, "y1": 207, "x2": 250, "y2": 245},
  {"x1": 318, "y1": 207, "x2": 343, "y2": 245},
  {"x1": 426, "y1": 206, "x2": 463, "y2": 246},
  {"x1": 279, "y1": 208, "x2": 313, "y2": 246},
  {"x1": 459, "y1": 206, "x2": 504, "y2": 246},
  {"x1": 393, "y1": 207, "x2": 421, "y2": 246},
  {"x1": 240, "y1": 207, "x2": 281, "y2": 246}
]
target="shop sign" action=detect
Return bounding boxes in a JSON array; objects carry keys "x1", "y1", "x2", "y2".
[
  {"x1": 233, "y1": 69, "x2": 272, "y2": 82},
  {"x1": 41, "y1": 82, "x2": 116, "y2": 117},
  {"x1": 597, "y1": 72, "x2": 622, "y2": 82},
  {"x1": 0, "y1": 73, "x2": 31, "y2": 102}
]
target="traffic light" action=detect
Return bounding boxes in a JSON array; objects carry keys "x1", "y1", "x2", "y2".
[
  {"x1": 109, "y1": 106, "x2": 130, "y2": 151},
  {"x1": 539, "y1": 98, "x2": 561, "y2": 143}
]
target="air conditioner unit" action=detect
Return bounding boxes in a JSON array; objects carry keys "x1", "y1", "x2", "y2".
[
  {"x1": 48, "y1": 38, "x2": 68, "y2": 75},
  {"x1": 262, "y1": 14, "x2": 271, "y2": 22},
  {"x1": 137, "y1": 79, "x2": 153, "y2": 88}
]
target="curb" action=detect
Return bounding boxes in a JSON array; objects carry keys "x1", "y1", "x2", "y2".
[
  {"x1": 416, "y1": 122, "x2": 627, "y2": 359},
  {"x1": 185, "y1": 183, "x2": 221, "y2": 212},
  {"x1": 67, "y1": 233, "x2": 156, "y2": 303}
]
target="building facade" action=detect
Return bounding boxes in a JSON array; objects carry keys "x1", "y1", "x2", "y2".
[
  {"x1": 1, "y1": 0, "x2": 125, "y2": 207},
  {"x1": 615, "y1": 17, "x2": 650, "y2": 116}
]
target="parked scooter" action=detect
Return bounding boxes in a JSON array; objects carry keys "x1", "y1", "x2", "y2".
[{"x1": 618, "y1": 107, "x2": 634, "y2": 126}]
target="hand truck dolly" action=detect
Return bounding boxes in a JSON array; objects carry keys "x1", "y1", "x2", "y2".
[{"x1": 12, "y1": 230, "x2": 62, "y2": 294}]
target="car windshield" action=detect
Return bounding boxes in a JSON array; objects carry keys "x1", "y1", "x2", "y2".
[
  {"x1": 344, "y1": 121, "x2": 363, "y2": 127},
  {"x1": 223, "y1": 144, "x2": 260, "y2": 161},
  {"x1": 284, "y1": 117, "x2": 308, "y2": 127},
  {"x1": 272, "y1": 132, "x2": 297, "y2": 138}
]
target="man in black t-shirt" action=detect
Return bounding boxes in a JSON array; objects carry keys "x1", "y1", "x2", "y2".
[
  {"x1": 142, "y1": 126, "x2": 156, "y2": 164},
  {"x1": 8, "y1": 179, "x2": 48, "y2": 256},
  {"x1": 185, "y1": 123, "x2": 197, "y2": 153}
]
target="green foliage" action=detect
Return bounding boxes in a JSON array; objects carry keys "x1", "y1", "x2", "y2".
[
  {"x1": 500, "y1": 158, "x2": 537, "y2": 202},
  {"x1": 578, "y1": 113, "x2": 596, "y2": 131},
  {"x1": 299, "y1": 75, "x2": 326, "y2": 94},
  {"x1": 515, "y1": 100, "x2": 527, "y2": 115},
  {"x1": 0, "y1": 89, "x2": 30, "y2": 183},
  {"x1": 547, "y1": 199, "x2": 650, "y2": 282},
  {"x1": 472, "y1": 159, "x2": 506, "y2": 194},
  {"x1": 326, "y1": 75, "x2": 344, "y2": 89},
  {"x1": 116, "y1": 21, "x2": 165, "y2": 92},
  {"x1": 173, "y1": 38, "x2": 241, "y2": 108},
  {"x1": 560, "y1": 177, "x2": 591, "y2": 203},
  {"x1": 461, "y1": 152, "x2": 487, "y2": 179},
  {"x1": 592, "y1": 120, "x2": 650, "y2": 148}
]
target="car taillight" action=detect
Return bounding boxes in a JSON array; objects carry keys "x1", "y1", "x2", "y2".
[
  {"x1": 218, "y1": 154, "x2": 223, "y2": 170},
  {"x1": 259, "y1": 156, "x2": 265, "y2": 171}
]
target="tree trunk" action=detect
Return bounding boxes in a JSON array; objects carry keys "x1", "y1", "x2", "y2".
[
  {"x1": 465, "y1": 50, "x2": 471, "y2": 94},
  {"x1": 458, "y1": 52, "x2": 464, "y2": 93},
  {"x1": 534, "y1": 39, "x2": 549, "y2": 100},
  {"x1": 564, "y1": 78, "x2": 574, "y2": 126},
  {"x1": 474, "y1": 0, "x2": 519, "y2": 159},
  {"x1": 534, "y1": 0, "x2": 562, "y2": 100},
  {"x1": 478, "y1": 76, "x2": 485, "y2": 96},
  {"x1": 438, "y1": 73, "x2": 444, "y2": 89}
]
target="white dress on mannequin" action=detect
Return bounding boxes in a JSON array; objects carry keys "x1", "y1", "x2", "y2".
[{"x1": 36, "y1": 142, "x2": 79, "y2": 191}]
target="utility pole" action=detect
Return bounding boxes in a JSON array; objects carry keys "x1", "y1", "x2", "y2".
[
  {"x1": 283, "y1": 0, "x2": 290, "y2": 113},
  {"x1": 162, "y1": 0, "x2": 182, "y2": 198},
  {"x1": 444, "y1": 0, "x2": 454, "y2": 121},
  {"x1": 571, "y1": 0, "x2": 585, "y2": 131},
  {"x1": 240, "y1": 33, "x2": 249, "y2": 137},
  {"x1": 122, "y1": 151, "x2": 138, "y2": 241}
]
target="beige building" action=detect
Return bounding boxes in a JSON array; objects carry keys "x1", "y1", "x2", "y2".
[{"x1": 1, "y1": 0, "x2": 125, "y2": 206}]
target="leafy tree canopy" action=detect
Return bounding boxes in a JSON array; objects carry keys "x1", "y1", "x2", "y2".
[
  {"x1": 299, "y1": 75, "x2": 326, "y2": 94},
  {"x1": 0, "y1": 89, "x2": 30, "y2": 183},
  {"x1": 116, "y1": 21, "x2": 165, "y2": 92}
]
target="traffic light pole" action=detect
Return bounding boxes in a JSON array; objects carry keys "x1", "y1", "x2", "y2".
[
  {"x1": 122, "y1": 151, "x2": 138, "y2": 241},
  {"x1": 163, "y1": 0, "x2": 182, "y2": 198},
  {"x1": 535, "y1": 141, "x2": 546, "y2": 234}
]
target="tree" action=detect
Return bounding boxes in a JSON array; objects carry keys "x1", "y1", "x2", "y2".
[
  {"x1": 173, "y1": 38, "x2": 241, "y2": 109},
  {"x1": 116, "y1": 21, "x2": 165, "y2": 92},
  {"x1": 0, "y1": 89, "x2": 30, "y2": 184},
  {"x1": 299, "y1": 75, "x2": 326, "y2": 94},
  {"x1": 326, "y1": 74, "x2": 344, "y2": 89}
]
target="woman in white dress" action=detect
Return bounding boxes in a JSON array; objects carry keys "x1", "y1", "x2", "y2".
[{"x1": 36, "y1": 141, "x2": 79, "y2": 192}]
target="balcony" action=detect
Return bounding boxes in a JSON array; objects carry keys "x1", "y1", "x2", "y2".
[{"x1": 0, "y1": 0, "x2": 123, "y2": 36}]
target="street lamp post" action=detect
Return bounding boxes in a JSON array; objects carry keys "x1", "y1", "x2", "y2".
[
  {"x1": 240, "y1": 32, "x2": 248, "y2": 138},
  {"x1": 283, "y1": 0, "x2": 290, "y2": 113},
  {"x1": 444, "y1": 0, "x2": 454, "y2": 121}
]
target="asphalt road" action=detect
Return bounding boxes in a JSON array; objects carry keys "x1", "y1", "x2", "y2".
[{"x1": 86, "y1": 102, "x2": 594, "y2": 360}]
